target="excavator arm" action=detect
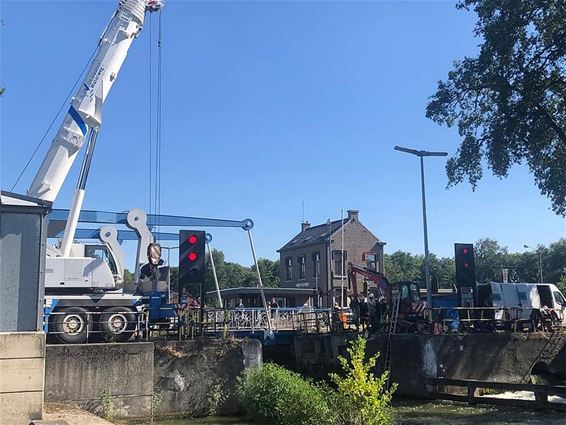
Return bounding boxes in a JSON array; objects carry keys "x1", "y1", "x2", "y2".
[{"x1": 347, "y1": 262, "x2": 389, "y2": 299}]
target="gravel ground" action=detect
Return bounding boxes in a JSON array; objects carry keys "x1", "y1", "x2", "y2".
[{"x1": 43, "y1": 403, "x2": 114, "y2": 425}]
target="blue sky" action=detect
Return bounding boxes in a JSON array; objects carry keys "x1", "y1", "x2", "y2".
[{"x1": 1, "y1": 0, "x2": 565, "y2": 267}]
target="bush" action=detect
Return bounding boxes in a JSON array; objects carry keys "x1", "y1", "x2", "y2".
[
  {"x1": 329, "y1": 336, "x2": 396, "y2": 425},
  {"x1": 237, "y1": 337, "x2": 395, "y2": 425},
  {"x1": 236, "y1": 363, "x2": 333, "y2": 425}
]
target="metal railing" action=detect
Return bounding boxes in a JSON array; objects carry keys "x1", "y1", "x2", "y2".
[
  {"x1": 432, "y1": 306, "x2": 562, "y2": 333},
  {"x1": 176, "y1": 307, "x2": 334, "y2": 336}
]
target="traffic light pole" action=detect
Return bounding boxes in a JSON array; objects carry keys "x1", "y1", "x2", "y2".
[{"x1": 420, "y1": 156, "x2": 433, "y2": 310}]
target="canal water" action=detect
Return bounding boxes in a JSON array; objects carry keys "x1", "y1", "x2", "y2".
[{"x1": 125, "y1": 399, "x2": 566, "y2": 425}]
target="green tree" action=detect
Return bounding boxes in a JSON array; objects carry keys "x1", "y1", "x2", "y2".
[
  {"x1": 247, "y1": 258, "x2": 280, "y2": 288},
  {"x1": 426, "y1": 0, "x2": 566, "y2": 215},
  {"x1": 123, "y1": 268, "x2": 135, "y2": 292},
  {"x1": 474, "y1": 238, "x2": 510, "y2": 283},
  {"x1": 384, "y1": 251, "x2": 422, "y2": 283},
  {"x1": 329, "y1": 336, "x2": 396, "y2": 425},
  {"x1": 426, "y1": 254, "x2": 456, "y2": 290},
  {"x1": 544, "y1": 238, "x2": 566, "y2": 283}
]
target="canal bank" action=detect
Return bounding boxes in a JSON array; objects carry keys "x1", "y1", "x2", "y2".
[
  {"x1": 44, "y1": 338, "x2": 262, "y2": 419},
  {"x1": 293, "y1": 332, "x2": 566, "y2": 396},
  {"x1": 120, "y1": 399, "x2": 566, "y2": 425},
  {"x1": 43, "y1": 331, "x2": 566, "y2": 420}
]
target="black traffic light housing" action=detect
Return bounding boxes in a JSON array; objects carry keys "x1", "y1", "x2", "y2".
[
  {"x1": 179, "y1": 230, "x2": 206, "y2": 288},
  {"x1": 454, "y1": 243, "x2": 476, "y2": 306}
]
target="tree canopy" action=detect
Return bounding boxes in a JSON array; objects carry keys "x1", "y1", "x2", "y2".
[
  {"x1": 426, "y1": 0, "x2": 566, "y2": 215},
  {"x1": 385, "y1": 238, "x2": 566, "y2": 287},
  {"x1": 167, "y1": 249, "x2": 280, "y2": 296}
]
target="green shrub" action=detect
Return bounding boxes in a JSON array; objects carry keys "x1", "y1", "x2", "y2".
[
  {"x1": 236, "y1": 363, "x2": 333, "y2": 425},
  {"x1": 329, "y1": 336, "x2": 396, "y2": 425}
]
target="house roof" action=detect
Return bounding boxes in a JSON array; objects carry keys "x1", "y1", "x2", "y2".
[{"x1": 278, "y1": 219, "x2": 347, "y2": 252}]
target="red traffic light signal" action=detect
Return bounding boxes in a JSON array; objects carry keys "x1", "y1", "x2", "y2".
[
  {"x1": 179, "y1": 230, "x2": 206, "y2": 285},
  {"x1": 454, "y1": 243, "x2": 475, "y2": 288}
]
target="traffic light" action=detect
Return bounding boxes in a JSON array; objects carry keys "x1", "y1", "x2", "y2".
[
  {"x1": 454, "y1": 243, "x2": 476, "y2": 298},
  {"x1": 179, "y1": 230, "x2": 206, "y2": 287}
]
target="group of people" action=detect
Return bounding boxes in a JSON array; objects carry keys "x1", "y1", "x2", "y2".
[{"x1": 344, "y1": 292, "x2": 386, "y2": 333}]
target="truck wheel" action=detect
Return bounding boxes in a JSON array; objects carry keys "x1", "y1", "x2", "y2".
[
  {"x1": 99, "y1": 307, "x2": 136, "y2": 342},
  {"x1": 51, "y1": 307, "x2": 91, "y2": 344}
]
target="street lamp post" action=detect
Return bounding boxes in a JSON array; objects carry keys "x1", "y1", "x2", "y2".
[
  {"x1": 524, "y1": 244, "x2": 543, "y2": 283},
  {"x1": 394, "y1": 145, "x2": 448, "y2": 309}
]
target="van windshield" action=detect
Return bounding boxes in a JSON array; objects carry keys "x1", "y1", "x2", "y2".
[{"x1": 553, "y1": 291, "x2": 565, "y2": 307}]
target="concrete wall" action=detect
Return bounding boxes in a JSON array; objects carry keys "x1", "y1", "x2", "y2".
[
  {"x1": 44, "y1": 338, "x2": 263, "y2": 419},
  {"x1": 0, "y1": 332, "x2": 45, "y2": 425},
  {"x1": 154, "y1": 338, "x2": 262, "y2": 417},
  {"x1": 45, "y1": 343, "x2": 154, "y2": 418},
  {"x1": 294, "y1": 333, "x2": 566, "y2": 397}
]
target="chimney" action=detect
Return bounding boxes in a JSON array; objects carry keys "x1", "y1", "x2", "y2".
[
  {"x1": 301, "y1": 221, "x2": 311, "y2": 232},
  {"x1": 347, "y1": 210, "x2": 359, "y2": 222}
]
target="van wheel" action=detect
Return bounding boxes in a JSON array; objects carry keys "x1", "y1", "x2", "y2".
[
  {"x1": 99, "y1": 307, "x2": 136, "y2": 342},
  {"x1": 51, "y1": 307, "x2": 92, "y2": 344}
]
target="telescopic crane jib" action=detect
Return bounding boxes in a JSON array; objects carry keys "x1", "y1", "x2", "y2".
[{"x1": 27, "y1": 0, "x2": 163, "y2": 257}]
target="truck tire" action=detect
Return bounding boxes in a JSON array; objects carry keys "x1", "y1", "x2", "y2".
[
  {"x1": 51, "y1": 307, "x2": 92, "y2": 344},
  {"x1": 99, "y1": 307, "x2": 136, "y2": 342}
]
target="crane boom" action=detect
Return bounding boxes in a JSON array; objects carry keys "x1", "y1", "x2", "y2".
[{"x1": 27, "y1": 0, "x2": 162, "y2": 202}]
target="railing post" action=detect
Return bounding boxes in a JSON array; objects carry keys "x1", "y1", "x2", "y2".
[
  {"x1": 85, "y1": 311, "x2": 90, "y2": 344},
  {"x1": 467, "y1": 385, "x2": 476, "y2": 405}
]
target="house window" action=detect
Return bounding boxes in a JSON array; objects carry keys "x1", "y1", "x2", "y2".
[
  {"x1": 299, "y1": 255, "x2": 306, "y2": 279},
  {"x1": 285, "y1": 257, "x2": 293, "y2": 281},
  {"x1": 333, "y1": 250, "x2": 347, "y2": 276},
  {"x1": 312, "y1": 252, "x2": 321, "y2": 278},
  {"x1": 366, "y1": 253, "x2": 378, "y2": 272}
]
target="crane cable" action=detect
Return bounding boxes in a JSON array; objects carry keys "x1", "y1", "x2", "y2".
[
  {"x1": 148, "y1": 12, "x2": 153, "y2": 217},
  {"x1": 10, "y1": 46, "x2": 99, "y2": 192},
  {"x1": 154, "y1": 8, "x2": 163, "y2": 240}
]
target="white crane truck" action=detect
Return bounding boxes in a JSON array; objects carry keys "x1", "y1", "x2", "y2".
[
  {"x1": 24, "y1": 0, "x2": 164, "y2": 343},
  {"x1": 14, "y1": 0, "x2": 257, "y2": 344}
]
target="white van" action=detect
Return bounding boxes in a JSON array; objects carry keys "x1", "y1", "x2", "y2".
[{"x1": 477, "y1": 282, "x2": 566, "y2": 326}]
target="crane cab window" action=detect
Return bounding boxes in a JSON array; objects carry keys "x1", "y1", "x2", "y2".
[{"x1": 85, "y1": 245, "x2": 118, "y2": 275}]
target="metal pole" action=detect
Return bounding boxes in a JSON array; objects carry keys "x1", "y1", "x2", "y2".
[
  {"x1": 539, "y1": 251, "x2": 543, "y2": 283},
  {"x1": 207, "y1": 242, "x2": 223, "y2": 308},
  {"x1": 340, "y1": 209, "x2": 344, "y2": 308},
  {"x1": 247, "y1": 229, "x2": 273, "y2": 337},
  {"x1": 420, "y1": 156, "x2": 433, "y2": 309},
  {"x1": 327, "y1": 219, "x2": 333, "y2": 308}
]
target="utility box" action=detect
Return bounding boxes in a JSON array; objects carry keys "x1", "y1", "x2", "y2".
[
  {"x1": 0, "y1": 191, "x2": 51, "y2": 425},
  {"x1": 0, "y1": 191, "x2": 51, "y2": 331}
]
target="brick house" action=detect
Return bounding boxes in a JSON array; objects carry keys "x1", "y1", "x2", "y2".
[{"x1": 277, "y1": 210, "x2": 385, "y2": 307}]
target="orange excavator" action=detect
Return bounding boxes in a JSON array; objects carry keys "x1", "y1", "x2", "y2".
[
  {"x1": 347, "y1": 262, "x2": 389, "y2": 299},
  {"x1": 346, "y1": 262, "x2": 428, "y2": 320}
]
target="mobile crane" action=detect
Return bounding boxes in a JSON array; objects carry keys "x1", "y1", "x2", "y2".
[
  {"x1": 18, "y1": 0, "x2": 259, "y2": 344},
  {"x1": 23, "y1": 0, "x2": 164, "y2": 343}
]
